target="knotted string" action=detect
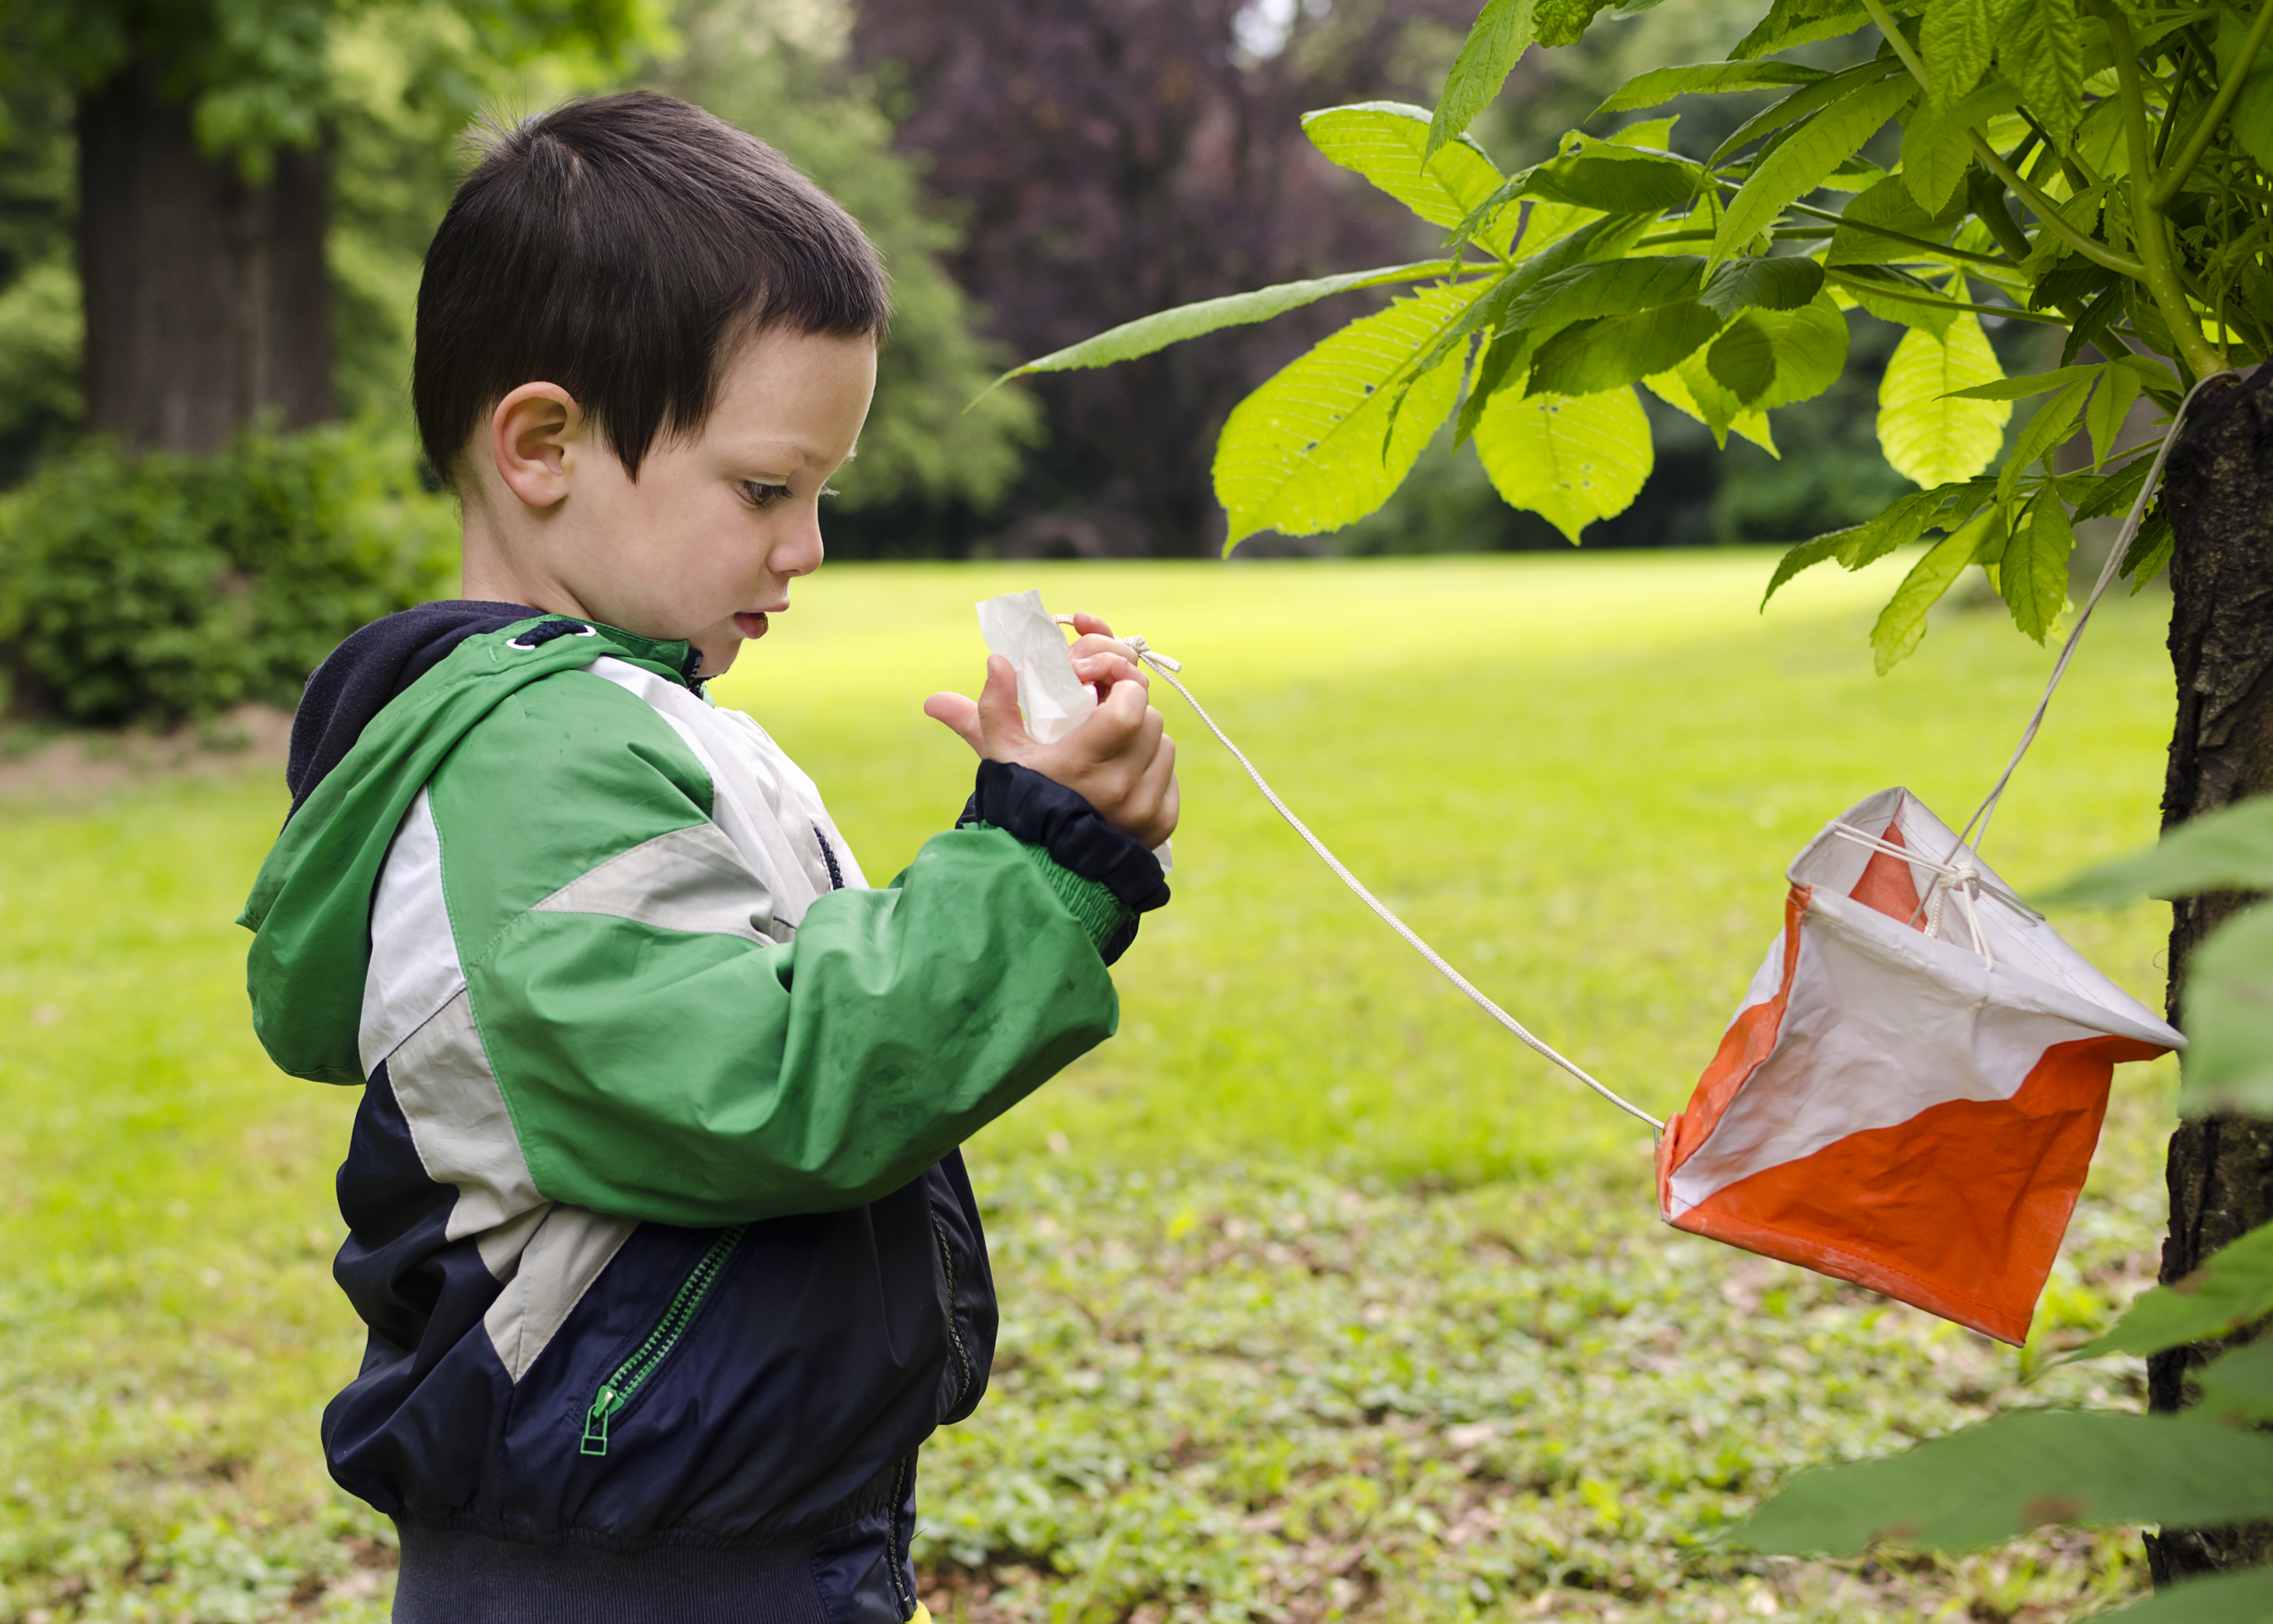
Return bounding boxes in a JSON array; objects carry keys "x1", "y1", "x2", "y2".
[
  {"x1": 1824, "y1": 820, "x2": 2042, "y2": 971},
  {"x1": 1062, "y1": 619, "x2": 1665, "y2": 1134}
]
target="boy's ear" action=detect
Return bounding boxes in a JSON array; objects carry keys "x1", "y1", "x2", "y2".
[{"x1": 490, "y1": 383, "x2": 583, "y2": 511}]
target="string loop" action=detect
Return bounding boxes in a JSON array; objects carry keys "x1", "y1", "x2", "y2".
[
  {"x1": 1951, "y1": 369, "x2": 2237, "y2": 859},
  {"x1": 1080, "y1": 623, "x2": 1665, "y2": 1133}
]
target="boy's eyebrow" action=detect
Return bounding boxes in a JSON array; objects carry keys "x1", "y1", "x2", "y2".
[{"x1": 733, "y1": 439, "x2": 854, "y2": 469}]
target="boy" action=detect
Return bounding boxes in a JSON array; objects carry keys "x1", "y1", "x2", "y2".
[{"x1": 241, "y1": 90, "x2": 1178, "y2": 1621}]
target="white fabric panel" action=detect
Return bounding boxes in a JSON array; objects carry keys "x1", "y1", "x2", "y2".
[
  {"x1": 473, "y1": 1202, "x2": 553, "y2": 1283},
  {"x1": 387, "y1": 991, "x2": 546, "y2": 1253},
  {"x1": 530, "y1": 822, "x2": 776, "y2": 942},
  {"x1": 1671, "y1": 785, "x2": 2185, "y2": 1217},
  {"x1": 1669, "y1": 916, "x2": 2092, "y2": 1216},
  {"x1": 1788, "y1": 787, "x2": 2176, "y2": 1043},
  {"x1": 483, "y1": 1205, "x2": 639, "y2": 1383},
  {"x1": 584, "y1": 657, "x2": 868, "y2": 939},
  {"x1": 362, "y1": 793, "x2": 565, "y2": 1293},
  {"x1": 361, "y1": 791, "x2": 464, "y2": 1079},
  {"x1": 1723, "y1": 935, "x2": 1788, "y2": 1033}
]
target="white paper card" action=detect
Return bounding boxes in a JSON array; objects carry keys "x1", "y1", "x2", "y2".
[
  {"x1": 972, "y1": 589, "x2": 1171, "y2": 875},
  {"x1": 975, "y1": 589, "x2": 1096, "y2": 744}
]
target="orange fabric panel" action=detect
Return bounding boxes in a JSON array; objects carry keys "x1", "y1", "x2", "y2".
[
  {"x1": 1657, "y1": 885, "x2": 1809, "y2": 1205},
  {"x1": 1664, "y1": 1034, "x2": 2161, "y2": 1343},
  {"x1": 1847, "y1": 818, "x2": 1925, "y2": 926}
]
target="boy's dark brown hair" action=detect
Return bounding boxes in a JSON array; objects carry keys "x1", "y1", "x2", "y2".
[{"x1": 413, "y1": 90, "x2": 889, "y2": 485}]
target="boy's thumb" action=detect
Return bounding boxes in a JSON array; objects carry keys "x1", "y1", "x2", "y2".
[{"x1": 975, "y1": 656, "x2": 1032, "y2": 758}]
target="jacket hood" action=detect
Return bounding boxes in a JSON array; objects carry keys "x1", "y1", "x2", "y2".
[
  {"x1": 286, "y1": 600, "x2": 538, "y2": 816},
  {"x1": 244, "y1": 607, "x2": 699, "y2": 1083}
]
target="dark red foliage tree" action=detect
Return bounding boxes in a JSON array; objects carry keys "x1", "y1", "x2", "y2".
[{"x1": 851, "y1": 0, "x2": 1470, "y2": 556}]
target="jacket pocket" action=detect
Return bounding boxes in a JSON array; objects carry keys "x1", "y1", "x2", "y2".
[
  {"x1": 927, "y1": 1207, "x2": 977, "y2": 1421},
  {"x1": 924, "y1": 1154, "x2": 998, "y2": 1425},
  {"x1": 578, "y1": 1224, "x2": 747, "y2": 1456}
]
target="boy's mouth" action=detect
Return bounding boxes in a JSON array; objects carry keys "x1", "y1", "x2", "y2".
[{"x1": 732, "y1": 612, "x2": 770, "y2": 639}]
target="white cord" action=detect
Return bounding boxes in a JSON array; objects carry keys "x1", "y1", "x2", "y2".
[
  {"x1": 1071, "y1": 621, "x2": 1665, "y2": 1134},
  {"x1": 1043, "y1": 373, "x2": 2233, "y2": 1144},
  {"x1": 1952, "y1": 369, "x2": 2236, "y2": 859}
]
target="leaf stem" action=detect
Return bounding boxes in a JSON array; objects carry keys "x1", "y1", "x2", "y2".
[
  {"x1": 2092, "y1": 0, "x2": 2224, "y2": 378},
  {"x1": 1738, "y1": 190, "x2": 2017, "y2": 267},
  {"x1": 1823, "y1": 269, "x2": 2067, "y2": 326},
  {"x1": 2158, "y1": 31, "x2": 2211, "y2": 168},
  {"x1": 1862, "y1": 0, "x2": 2144, "y2": 277},
  {"x1": 1966, "y1": 167, "x2": 2037, "y2": 262},
  {"x1": 2149, "y1": 0, "x2": 2273, "y2": 208},
  {"x1": 1858, "y1": 0, "x2": 1932, "y2": 96},
  {"x1": 1963, "y1": 134, "x2": 2145, "y2": 276},
  {"x1": 2016, "y1": 106, "x2": 2099, "y2": 192}
]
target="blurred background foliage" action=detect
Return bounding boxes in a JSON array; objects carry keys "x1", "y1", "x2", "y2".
[{"x1": 0, "y1": 0, "x2": 2050, "y2": 723}]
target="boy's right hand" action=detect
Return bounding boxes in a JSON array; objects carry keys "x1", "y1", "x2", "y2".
[{"x1": 925, "y1": 651, "x2": 1179, "y2": 849}]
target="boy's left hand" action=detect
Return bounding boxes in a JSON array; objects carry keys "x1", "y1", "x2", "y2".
[
  {"x1": 924, "y1": 612, "x2": 1179, "y2": 847},
  {"x1": 1060, "y1": 612, "x2": 1150, "y2": 701}
]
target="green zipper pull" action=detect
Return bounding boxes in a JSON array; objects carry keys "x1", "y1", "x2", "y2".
[
  {"x1": 581, "y1": 1386, "x2": 621, "y2": 1457},
  {"x1": 576, "y1": 1225, "x2": 747, "y2": 1462}
]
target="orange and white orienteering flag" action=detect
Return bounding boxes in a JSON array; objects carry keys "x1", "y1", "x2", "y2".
[{"x1": 1657, "y1": 788, "x2": 2182, "y2": 1345}]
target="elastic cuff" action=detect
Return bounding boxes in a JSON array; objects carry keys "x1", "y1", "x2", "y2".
[
  {"x1": 997, "y1": 833, "x2": 1138, "y2": 962},
  {"x1": 959, "y1": 760, "x2": 1170, "y2": 914}
]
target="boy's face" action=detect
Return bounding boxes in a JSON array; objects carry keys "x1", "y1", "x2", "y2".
[{"x1": 467, "y1": 324, "x2": 877, "y2": 679}]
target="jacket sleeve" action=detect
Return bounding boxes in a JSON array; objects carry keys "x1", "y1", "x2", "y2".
[{"x1": 427, "y1": 672, "x2": 1156, "y2": 1227}]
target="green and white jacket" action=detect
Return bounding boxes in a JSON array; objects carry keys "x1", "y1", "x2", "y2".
[{"x1": 242, "y1": 608, "x2": 1166, "y2": 1561}]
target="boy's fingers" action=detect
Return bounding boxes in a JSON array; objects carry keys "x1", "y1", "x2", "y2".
[
  {"x1": 1120, "y1": 699, "x2": 1166, "y2": 768},
  {"x1": 973, "y1": 655, "x2": 1033, "y2": 759},
  {"x1": 1069, "y1": 612, "x2": 1117, "y2": 639},
  {"x1": 1100, "y1": 676, "x2": 1153, "y2": 727},
  {"x1": 1071, "y1": 651, "x2": 1147, "y2": 692},
  {"x1": 922, "y1": 692, "x2": 984, "y2": 754},
  {"x1": 1117, "y1": 735, "x2": 1176, "y2": 845},
  {"x1": 1138, "y1": 728, "x2": 1176, "y2": 802},
  {"x1": 1148, "y1": 763, "x2": 1181, "y2": 845},
  {"x1": 1066, "y1": 678, "x2": 1146, "y2": 757},
  {"x1": 1067, "y1": 631, "x2": 1140, "y2": 665}
]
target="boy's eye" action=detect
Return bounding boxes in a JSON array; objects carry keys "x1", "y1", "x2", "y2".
[{"x1": 740, "y1": 480, "x2": 793, "y2": 508}]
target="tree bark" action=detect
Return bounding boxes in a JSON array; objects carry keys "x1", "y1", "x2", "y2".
[
  {"x1": 77, "y1": 67, "x2": 334, "y2": 455},
  {"x1": 2147, "y1": 362, "x2": 2273, "y2": 1585}
]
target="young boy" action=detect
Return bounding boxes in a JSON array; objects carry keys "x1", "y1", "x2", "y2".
[{"x1": 241, "y1": 90, "x2": 1178, "y2": 1621}]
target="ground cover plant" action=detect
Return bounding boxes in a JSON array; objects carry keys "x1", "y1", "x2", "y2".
[{"x1": 0, "y1": 555, "x2": 2185, "y2": 1621}]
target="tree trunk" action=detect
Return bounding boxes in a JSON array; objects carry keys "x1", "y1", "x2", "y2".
[
  {"x1": 77, "y1": 67, "x2": 334, "y2": 455},
  {"x1": 2146, "y1": 361, "x2": 2273, "y2": 1585}
]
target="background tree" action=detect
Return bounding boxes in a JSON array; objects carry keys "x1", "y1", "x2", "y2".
[
  {"x1": 0, "y1": 0, "x2": 650, "y2": 456},
  {"x1": 0, "y1": 68, "x2": 80, "y2": 483},
  {"x1": 849, "y1": 0, "x2": 1479, "y2": 556},
  {"x1": 1010, "y1": 0, "x2": 2273, "y2": 1584},
  {"x1": 638, "y1": 0, "x2": 1041, "y2": 543},
  {"x1": 0, "y1": 0, "x2": 1038, "y2": 520}
]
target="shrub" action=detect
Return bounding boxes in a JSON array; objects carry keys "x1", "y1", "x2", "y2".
[{"x1": 0, "y1": 428, "x2": 456, "y2": 726}]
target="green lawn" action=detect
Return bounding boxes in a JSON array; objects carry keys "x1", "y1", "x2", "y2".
[{"x1": 0, "y1": 551, "x2": 2184, "y2": 1622}]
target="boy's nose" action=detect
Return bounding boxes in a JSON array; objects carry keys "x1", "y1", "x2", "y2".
[{"x1": 774, "y1": 512, "x2": 825, "y2": 578}]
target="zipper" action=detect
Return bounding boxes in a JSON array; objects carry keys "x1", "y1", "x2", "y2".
[
  {"x1": 884, "y1": 1454, "x2": 916, "y2": 1620},
  {"x1": 930, "y1": 1211, "x2": 974, "y2": 1412},
  {"x1": 813, "y1": 822, "x2": 846, "y2": 891},
  {"x1": 580, "y1": 1225, "x2": 747, "y2": 1457}
]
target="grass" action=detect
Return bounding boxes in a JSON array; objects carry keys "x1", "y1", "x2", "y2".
[{"x1": 0, "y1": 550, "x2": 2185, "y2": 1622}]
